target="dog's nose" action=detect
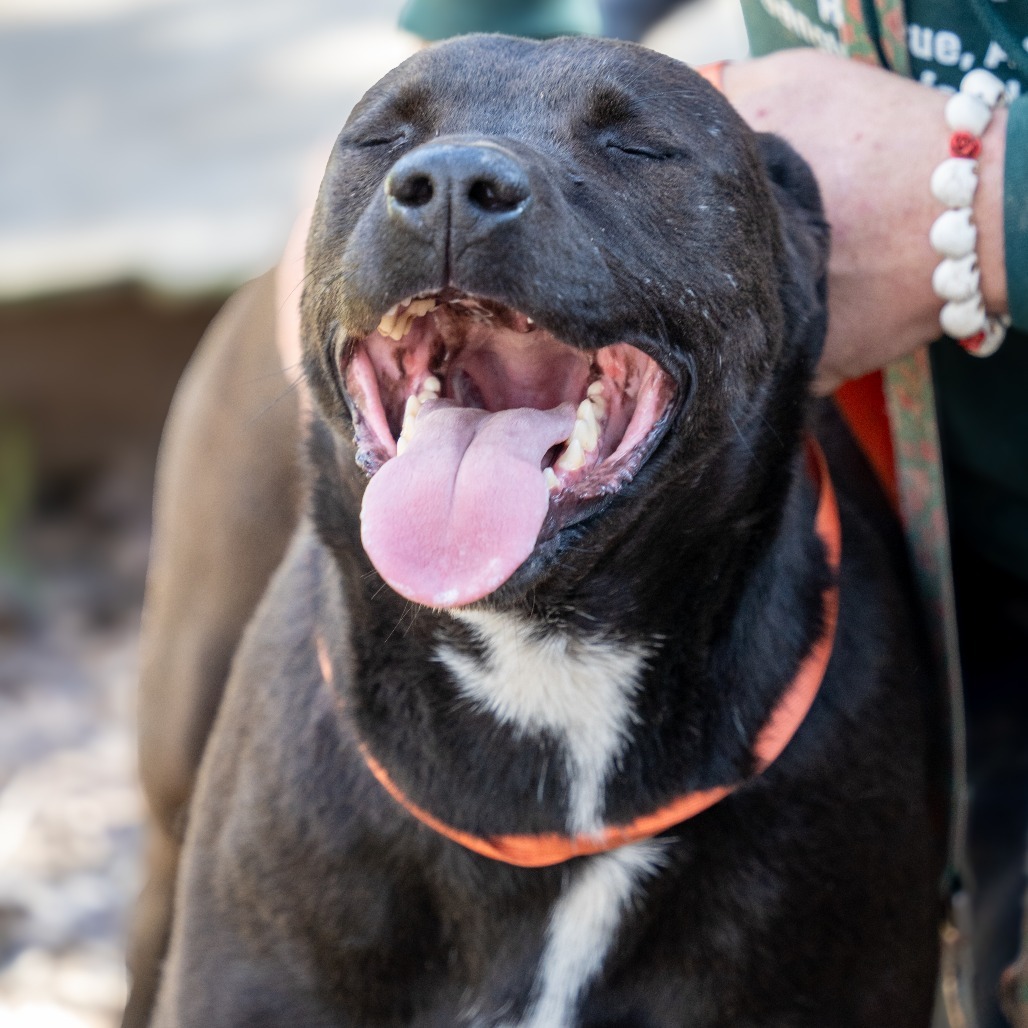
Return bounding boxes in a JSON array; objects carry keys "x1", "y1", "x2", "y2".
[{"x1": 385, "y1": 142, "x2": 531, "y2": 238}]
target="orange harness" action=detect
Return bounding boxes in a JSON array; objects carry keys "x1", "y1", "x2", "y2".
[{"x1": 320, "y1": 438, "x2": 841, "y2": 868}]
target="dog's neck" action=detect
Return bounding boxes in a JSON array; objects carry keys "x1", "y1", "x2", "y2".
[
  {"x1": 437, "y1": 608, "x2": 654, "y2": 839},
  {"x1": 312, "y1": 425, "x2": 836, "y2": 851}
]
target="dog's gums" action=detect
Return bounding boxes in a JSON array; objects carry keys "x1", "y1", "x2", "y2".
[{"x1": 342, "y1": 290, "x2": 677, "y2": 607}]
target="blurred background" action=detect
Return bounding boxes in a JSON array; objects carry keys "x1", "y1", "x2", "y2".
[{"x1": 0, "y1": 1, "x2": 746, "y2": 1024}]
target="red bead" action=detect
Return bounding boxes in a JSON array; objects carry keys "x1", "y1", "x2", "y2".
[
  {"x1": 958, "y1": 330, "x2": 986, "y2": 354},
  {"x1": 950, "y1": 132, "x2": 982, "y2": 159}
]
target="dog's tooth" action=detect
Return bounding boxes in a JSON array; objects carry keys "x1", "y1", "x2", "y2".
[
  {"x1": 572, "y1": 415, "x2": 598, "y2": 453},
  {"x1": 378, "y1": 311, "x2": 398, "y2": 337},
  {"x1": 586, "y1": 381, "x2": 605, "y2": 399},
  {"x1": 396, "y1": 436, "x2": 409, "y2": 456},
  {"x1": 416, "y1": 376, "x2": 441, "y2": 403},
  {"x1": 392, "y1": 310, "x2": 418, "y2": 341},
  {"x1": 577, "y1": 398, "x2": 601, "y2": 431},
  {"x1": 392, "y1": 296, "x2": 435, "y2": 340},
  {"x1": 582, "y1": 421, "x2": 600, "y2": 453},
  {"x1": 378, "y1": 299, "x2": 412, "y2": 338},
  {"x1": 400, "y1": 395, "x2": 422, "y2": 442},
  {"x1": 543, "y1": 467, "x2": 559, "y2": 492},
  {"x1": 410, "y1": 297, "x2": 437, "y2": 317},
  {"x1": 556, "y1": 438, "x2": 586, "y2": 472}
]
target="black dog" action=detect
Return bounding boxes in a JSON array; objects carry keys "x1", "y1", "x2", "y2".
[{"x1": 150, "y1": 35, "x2": 945, "y2": 1026}]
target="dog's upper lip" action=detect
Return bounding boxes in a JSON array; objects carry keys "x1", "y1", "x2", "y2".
[{"x1": 339, "y1": 290, "x2": 679, "y2": 607}]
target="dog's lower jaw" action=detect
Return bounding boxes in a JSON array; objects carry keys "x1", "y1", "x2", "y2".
[{"x1": 319, "y1": 435, "x2": 835, "y2": 848}]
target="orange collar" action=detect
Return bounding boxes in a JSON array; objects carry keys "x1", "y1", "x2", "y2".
[{"x1": 320, "y1": 436, "x2": 841, "y2": 868}]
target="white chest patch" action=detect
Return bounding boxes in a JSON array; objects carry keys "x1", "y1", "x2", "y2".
[
  {"x1": 506, "y1": 841, "x2": 665, "y2": 1028},
  {"x1": 438, "y1": 611, "x2": 652, "y2": 834}
]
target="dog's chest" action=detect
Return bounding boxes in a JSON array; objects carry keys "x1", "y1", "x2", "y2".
[
  {"x1": 488, "y1": 840, "x2": 665, "y2": 1028},
  {"x1": 437, "y1": 610, "x2": 652, "y2": 834}
]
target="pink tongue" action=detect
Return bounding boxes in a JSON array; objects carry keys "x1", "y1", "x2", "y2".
[{"x1": 361, "y1": 401, "x2": 576, "y2": 607}]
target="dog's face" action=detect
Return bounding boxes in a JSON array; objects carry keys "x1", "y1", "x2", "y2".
[{"x1": 302, "y1": 35, "x2": 827, "y2": 612}]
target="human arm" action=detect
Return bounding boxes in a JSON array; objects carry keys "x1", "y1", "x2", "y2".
[{"x1": 721, "y1": 49, "x2": 1010, "y2": 393}]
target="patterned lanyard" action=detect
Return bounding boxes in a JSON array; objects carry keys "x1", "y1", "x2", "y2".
[
  {"x1": 841, "y1": 0, "x2": 964, "y2": 691},
  {"x1": 840, "y1": 0, "x2": 912, "y2": 72},
  {"x1": 838, "y1": 5, "x2": 974, "y2": 1027}
]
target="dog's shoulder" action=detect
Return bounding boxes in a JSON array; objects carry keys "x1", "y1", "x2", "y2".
[
  {"x1": 180, "y1": 523, "x2": 371, "y2": 873},
  {"x1": 157, "y1": 523, "x2": 393, "y2": 1019}
]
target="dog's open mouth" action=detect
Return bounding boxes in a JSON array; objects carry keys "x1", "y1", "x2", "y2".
[{"x1": 340, "y1": 290, "x2": 677, "y2": 607}]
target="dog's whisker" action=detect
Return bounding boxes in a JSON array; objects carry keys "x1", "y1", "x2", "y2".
[
  {"x1": 728, "y1": 412, "x2": 756, "y2": 460},
  {"x1": 243, "y1": 361, "x2": 305, "y2": 385},
  {"x1": 731, "y1": 706, "x2": 748, "y2": 746},
  {"x1": 398, "y1": 602, "x2": 420, "y2": 638},
  {"x1": 245, "y1": 370, "x2": 307, "y2": 428},
  {"x1": 277, "y1": 267, "x2": 321, "y2": 312},
  {"x1": 758, "y1": 411, "x2": 784, "y2": 447}
]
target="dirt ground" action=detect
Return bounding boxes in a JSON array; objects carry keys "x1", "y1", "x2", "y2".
[
  {"x1": 1, "y1": 477, "x2": 149, "y2": 1028},
  {"x1": 0, "y1": 287, "x2": 225, "y2": 1028}
]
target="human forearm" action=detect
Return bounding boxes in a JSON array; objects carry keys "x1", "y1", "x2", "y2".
[{"x1": 721, "y1": 50, "x2": 1008, "y2": 392}]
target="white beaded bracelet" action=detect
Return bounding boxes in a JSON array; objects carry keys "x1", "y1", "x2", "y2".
[{"x1": 929, "y1": 68, "x2": 1012, "y2": 357}]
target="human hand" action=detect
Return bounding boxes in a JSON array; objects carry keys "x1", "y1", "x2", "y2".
[{"x1": 722, "y1": 49, "x2": 1008, "y2": 393}]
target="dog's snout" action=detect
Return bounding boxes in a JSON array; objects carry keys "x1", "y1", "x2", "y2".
[{"x1": 385, "y1": 142, "x2": 531, "y2": 237}]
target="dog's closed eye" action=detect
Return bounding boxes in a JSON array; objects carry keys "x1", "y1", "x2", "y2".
[{"x1": 604, "y1": 139, "x2": 672, "y2": 160}]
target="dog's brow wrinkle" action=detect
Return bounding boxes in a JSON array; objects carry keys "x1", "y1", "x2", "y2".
[{"x1": 587, "y1": 84, "x2": 638, "y2": 125}]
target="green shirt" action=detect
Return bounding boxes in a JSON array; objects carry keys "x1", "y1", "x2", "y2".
[{"x1": 400, "y1": 0, "x2": 600, "y2": 40}]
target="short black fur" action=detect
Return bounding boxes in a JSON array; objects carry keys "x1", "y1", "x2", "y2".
[{"x1": 152, "y1": 35, "x2": 945, "y2": 1027}]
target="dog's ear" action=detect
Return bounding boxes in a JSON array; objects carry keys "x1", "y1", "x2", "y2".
[{"x1": 754, "y1": 132, "x2": 830, "y2": 371}]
